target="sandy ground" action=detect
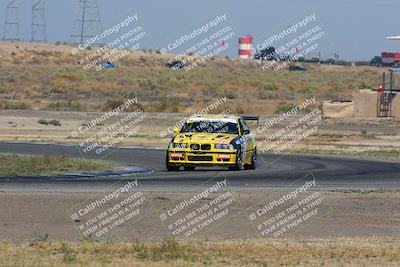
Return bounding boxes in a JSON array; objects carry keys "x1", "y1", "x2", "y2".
[{"x1": 0, "y1": 190, "x2": 399, "y2": 242}]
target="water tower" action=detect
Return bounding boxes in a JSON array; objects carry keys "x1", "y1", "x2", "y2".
[{"x1": 238, "y1": 35, "x2": 253, "y2": 59}]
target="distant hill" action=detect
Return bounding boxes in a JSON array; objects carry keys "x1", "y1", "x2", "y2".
[{"x1": 0, "y1": 41, "x2": 384, "y2": 114}]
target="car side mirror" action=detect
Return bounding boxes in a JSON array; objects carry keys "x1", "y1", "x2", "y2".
[
  {"x1": 243, "y1": 129, "x2": 250, "y2": 135},
  {"x1": 173, "y1": 127, "x2": 180, "y2": 134}
]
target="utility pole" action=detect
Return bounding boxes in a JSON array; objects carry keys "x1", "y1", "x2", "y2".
[
  {"x1": 3, "y1": 0, "x2": 20, "y2": 41},
  {"x1": 31, "y1": 0, "x2": 47, "y2": 42},
  {"x1": 71, "y1": 0, "x2": 102, "y2": 45}
]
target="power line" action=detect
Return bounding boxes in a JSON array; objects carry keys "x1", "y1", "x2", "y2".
[
  {"x1": 3, "y1": 0, "x2": 20, "y2": 41},
  {"x1": 31, "y1": 0, "x2": 47, "y2": 42},
  {"x1": 71, "y1": 0, "x2": 103, "y2": 45}
]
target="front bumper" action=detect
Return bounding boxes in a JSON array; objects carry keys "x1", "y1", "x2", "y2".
[{"x1": 167, "y1": 149, "x2": 237, "y2": 166}]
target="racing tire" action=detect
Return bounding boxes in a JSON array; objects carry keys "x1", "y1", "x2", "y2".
[
  {"x1": 167, "y1": 164, "x2": 180, "y2": 171},
  {"x1": 244, "y1": 149, "x2": 257, "y2": 170},
  {"x1": 229, "y1": 149, "x2": 243, "y2": 171}
]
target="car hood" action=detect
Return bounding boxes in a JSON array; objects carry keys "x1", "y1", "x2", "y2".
[{"x1": 174, "y1": 133, "x2": 238, "y2": 144}]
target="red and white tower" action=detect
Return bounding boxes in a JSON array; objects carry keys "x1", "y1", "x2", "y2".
[{"x1": 238, "y1": 35, "x2": 253, "y2": 59}]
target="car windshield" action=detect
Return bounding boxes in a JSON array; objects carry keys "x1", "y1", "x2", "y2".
[{"x1": 181, "y1": 121, "x2": 239, "y2": 134}]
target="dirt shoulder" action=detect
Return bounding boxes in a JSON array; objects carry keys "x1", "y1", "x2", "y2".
[{"x1": 0, "y1": 191, "x2": 399, "y2": 241}]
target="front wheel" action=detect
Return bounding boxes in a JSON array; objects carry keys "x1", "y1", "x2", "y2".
[
  {"x1": 166, "y1": 153, "x2": 180, "y2": 171},
  {"x1": 167, "y1": 164, "x2": 180, "y2": 171},
  {"x1": 183, "y1": 166, "x2": 195, "y2": 171},
  {"x1": 229, "y1": 149, "x2": 243, "y2": 171}
]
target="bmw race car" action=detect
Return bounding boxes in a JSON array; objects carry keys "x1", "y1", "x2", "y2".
[{"x1": 166, "y1": 115, "x2": 258, "y2": 171}]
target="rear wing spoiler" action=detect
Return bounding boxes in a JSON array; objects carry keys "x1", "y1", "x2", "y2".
[{"x1": 241, "y1": 115, "x2": 259, "y2": 124}]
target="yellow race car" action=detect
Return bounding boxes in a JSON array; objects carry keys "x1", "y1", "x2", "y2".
[{"x1": 166, "y1": 115, "x2": 258, "y2": 171}]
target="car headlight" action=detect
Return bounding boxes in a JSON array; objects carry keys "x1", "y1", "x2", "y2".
[
  {"x1": 169, "y1": 143, "x2": 187, "y2": 148},
  {"x1": 215, "y1": 143, "x2": 234, "y2": 149}
]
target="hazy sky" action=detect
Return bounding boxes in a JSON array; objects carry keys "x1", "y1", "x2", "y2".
[{"x1": 1, "y1": 0, "x2": 399, "y2": 60}]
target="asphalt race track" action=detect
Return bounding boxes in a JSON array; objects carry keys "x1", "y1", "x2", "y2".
[{"x1": 0, "y1": 142, "x2": 399, "y2": 191}]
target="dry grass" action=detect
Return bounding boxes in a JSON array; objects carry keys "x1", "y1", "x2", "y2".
[
  {"x1": 0, "y1": 238, "x2": 399, "y2": 266},
  {"x1": 0, "y1": 154, "x2": 114, "y2": 176},
  {"x1": 0, "y1": 41, "x2": 384, "y2": 114}
]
